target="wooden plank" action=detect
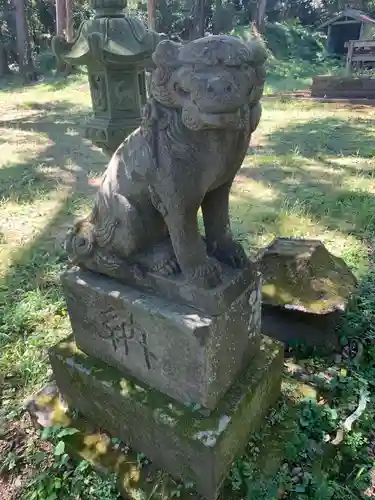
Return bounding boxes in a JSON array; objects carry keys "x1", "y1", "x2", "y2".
[
  {"x1": 346, "y1": 40, "x2": 355, "y2": 74},
  {"x1": 359, "y1": 21, "x2": 365, "y2": 40},
  {"x1": 351, "y1": 55, "x2": 375, "y2": 62},
  {"x1": 353, "y1": 40, "x2": 375, "y2": 48},
  {"x1": 345, "y1": 40, "x2": 375, "y2": 49},
  {"x1": 331, "y1": 19, "x2": 361, "y2": 25},
  {"x1": 345, "y1": 39, "x2": 375, "y2": 73}
]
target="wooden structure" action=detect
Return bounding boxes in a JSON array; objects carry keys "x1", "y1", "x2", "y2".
[
  {"x1": 318, "y1": 9, "x2": 375, "y2": 55},
  {"x1": 311, "y1": 75, "x2": 375, "y2": 99},
  {"x1": 346, "y1": 39, "x2": 375, "y2": 73}
]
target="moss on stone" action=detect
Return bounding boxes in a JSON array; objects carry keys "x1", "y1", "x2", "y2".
[
  {"x1": 260, "y1": 238, "x2": 357, "y2": 314},
  {"x1": 52, "y1": 335, "x2": 283, "y2": 447}
]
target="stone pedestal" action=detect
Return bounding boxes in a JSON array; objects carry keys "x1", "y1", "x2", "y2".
[
  {"x1": 49, "y1": 336, "x2": 283, "y2": 500},
  {"x1": 61, "y1": 269, "x2": 261, "y2": 409},
  {"x1": 47, "y1": 264, "x2": 283, "y2": 499}
]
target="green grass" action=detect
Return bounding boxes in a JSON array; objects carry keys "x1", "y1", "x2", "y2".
[
  {"x1": 0, "y1": 72, "x2": 374, "y2": 499},
  {"x1": 263, "y1": 58, "x2": 342, "y2": 94}
]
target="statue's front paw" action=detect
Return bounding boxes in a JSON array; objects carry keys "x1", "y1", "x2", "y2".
[
  {"x1": 209, "y1": 240, "x2": 249, "y2": 269},
  {"x1": 188, "y1": 259, "x2": 223, "y2": 289},
  {"x1": 158, "y1": 255, "x2": 181, "y2": 276}
]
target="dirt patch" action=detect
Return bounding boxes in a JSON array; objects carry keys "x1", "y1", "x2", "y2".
[
  {"x1": 0, "y1": 412, "x2": 54, "y2": 500},
  {"x1": 0, "y1": 476, "x2": 13, "y2": 500}
]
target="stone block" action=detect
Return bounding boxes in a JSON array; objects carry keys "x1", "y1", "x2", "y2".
[
  {"x1": 26, "y1": 384, "x2": 202, "y2": 500},
  {"x1": 71, "y1": 257, "x2": 260, "y2": 316},
  {"x1": 260, "y1": 237, "x2": 357, "y2": 314},
  {"x1": 258, "y1": 237, "x2": 356, "y2": 351},
  {"x1": 144, "y1": 262, "x2": 260, "y2": 316},
  {"x1": 61, "y1": 269, "x2": 262, "y2": 409},
  {"x1": 49, "y1": 335, "x2": 283, "y2": 500}
]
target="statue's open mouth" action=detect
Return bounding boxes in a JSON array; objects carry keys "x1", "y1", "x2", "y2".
[
  {"x1": 192, "y1": 98, "x2": 241, "y2": 115},
  {"x1": 199, "y1": 109, "x2": 242, "y2": 129},
  {"x1": 182, "y1": 101, "x2": 244, "y2": 131}
]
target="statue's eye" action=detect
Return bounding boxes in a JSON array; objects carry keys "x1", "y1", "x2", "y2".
[
  {"x1": 242, "y1": 63, "x2": 250, "y2": 71},
  {"x1": 173, "y1": 83, "x2": 190, "y2": 98}
]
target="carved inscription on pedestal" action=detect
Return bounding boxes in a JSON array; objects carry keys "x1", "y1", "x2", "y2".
[{"x1": 98, "y1": 306, "x2": 157, "y2": 370}]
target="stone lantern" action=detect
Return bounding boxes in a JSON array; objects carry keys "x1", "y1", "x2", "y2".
[{"x1": 52, "y1": 0, "x2": 161, "y2": 155}]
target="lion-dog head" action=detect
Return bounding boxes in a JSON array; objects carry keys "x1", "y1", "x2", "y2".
[{"x1": 150, "y1": 35, "x2": 267, "y2": 131}]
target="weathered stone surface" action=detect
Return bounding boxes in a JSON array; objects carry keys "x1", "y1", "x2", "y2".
[
  {"x1": 62, "y1": 268, "x2": 262, "y2": 409},
  {"x1": 64, "y1": 256, "x2": 260, "y2": 315},
  {"x1": 26, "y1": 383, "x2": 202, "y2": 500},
  {"x1": 27, "y1": 368, "x2": 307, "y2": 500},
  {"x1": 260, "y1": 237, "x2": 357, "y2": 314},
  {"x1": 258, "y1": 238, "x2": 356, "y2": 351},
  {"x1": 64, "y1": 35, "x2": 267, "y2": 290},
  {"x1": 49, "y1": 335, "x2": 283, "y2": 500}
]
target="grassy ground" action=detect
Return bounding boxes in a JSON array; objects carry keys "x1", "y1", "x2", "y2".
[
  {"x1": 0, "y1": 74, "x2": 374, "y2": 499},
  {"x1": 263, "y1": 58, "x2": 342, "y2": 94}
]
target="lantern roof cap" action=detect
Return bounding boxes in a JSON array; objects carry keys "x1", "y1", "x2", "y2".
[{"x1": 53, "y1": 15, "x2": 160, "y2": 65}]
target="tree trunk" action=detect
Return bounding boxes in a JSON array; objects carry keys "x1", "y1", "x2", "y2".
[
  {"x1": 65, "y1": 0, "x2": 73, "y2": 42},
  {"x1": 56, "y1": 0, "x2": 66, "y2": 37},
  {"x1": 198, "y1": 0, "x2": 205, "y2": 37},
  {"x1": 189, "y1": 0, "x2": 205, "y2": 40},
  {"x1": 213, "y1": 0, "x2": 222, "y2": 34},
  {"x1": 55, "y1": 0, "x2": 67, "y2": 72},
  {"x1": 14, "y1": 0, "x2": 37, "y2": 81},
  {"x1": 0, "y1": 44, "x2": 10, "y2": 77},
  {"x1": 254, "y1": 0, "x2": 267, "y2": 32},
  {"x1": 147, "y1": 0, "x2": 156, "y2": 31}
]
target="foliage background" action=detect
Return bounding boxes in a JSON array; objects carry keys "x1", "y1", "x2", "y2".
[{"x1": 3, "y1": 0, "x2": 375, "y2": 71}]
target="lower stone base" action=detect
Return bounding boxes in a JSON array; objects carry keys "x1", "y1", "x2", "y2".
[
  {"x1": 48, "y1": 335, "x2": 283, "y2": 500},
  {"x1": 26, "y1": 383, "x2": 202, "y2": 500}
]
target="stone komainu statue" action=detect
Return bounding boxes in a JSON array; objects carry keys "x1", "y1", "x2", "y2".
[{"x1": 65, "y1": 35, "x2": 267, "y2": 289}]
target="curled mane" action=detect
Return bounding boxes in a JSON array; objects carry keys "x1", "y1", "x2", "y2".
[{"x1": 141, "y1": 98, "x2": 198, "y2": 165}]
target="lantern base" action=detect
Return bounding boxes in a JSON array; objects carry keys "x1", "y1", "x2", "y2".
[{"x1": 84, "y1": 117, "x2": 142, "y2": 155}]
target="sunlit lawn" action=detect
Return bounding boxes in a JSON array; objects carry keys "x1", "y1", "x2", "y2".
[
  {"x1": 0, "y1": 74, "x2": 374, "y2": 498},
  {"x1": 1, "y1": 73, "x2": 374, "y2": 418}
]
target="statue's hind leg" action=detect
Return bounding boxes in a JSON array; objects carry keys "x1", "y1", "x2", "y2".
[{"x1": 110, "y1": 194, "x2": 180, "y2": 276}]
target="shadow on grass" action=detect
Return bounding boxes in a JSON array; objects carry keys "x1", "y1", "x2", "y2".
[
  {"x1": 241, "y1": 115, "x2": 375, "y2": 242},
  {"x1": 0, "y1": 101, "x2": 106, "y2": 203},
  {"x1": 268, "y1": 117, "x2": 375, "y2": 159},
  {"x1": 1, "y1": 106, "x2": 374, "y2": 375},
  {"x1": 0, "y1": 101, "x2": 374, "y2": 498},
  {"x1": 0, "y1": 98, "x2": 108, "y2": 396},
  {"x1": 0, "y1": 73, "x2": 85, "y2": 95}
]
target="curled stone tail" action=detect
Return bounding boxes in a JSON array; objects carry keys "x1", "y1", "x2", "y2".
[{"x1": 64, "y1": 205, "x2": 98, "y2": 261}]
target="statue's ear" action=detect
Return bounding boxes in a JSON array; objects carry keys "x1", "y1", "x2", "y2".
[
  {"x1": 152, "y1": 40, "x2": 181, "y2": 68},
  {"x1": 246, "y1": 39, "x2": 268, "y2": 67}
]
